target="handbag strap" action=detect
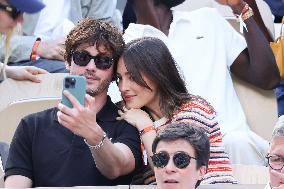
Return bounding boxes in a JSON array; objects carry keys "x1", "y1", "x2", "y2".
[
  {"x1": 281, "y1": 17, "x2": 284, "y2": 37},
  {"x1": 275, "y1": 17, "x2": 284, "y2": 42}
]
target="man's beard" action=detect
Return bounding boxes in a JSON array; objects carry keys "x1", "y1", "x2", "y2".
[
  {"x1": 87, "y1": 78, "x2": 112, "y2": 97},
  {"x1": 84, "y1": 71, "x2": 112, "y2": 97}
]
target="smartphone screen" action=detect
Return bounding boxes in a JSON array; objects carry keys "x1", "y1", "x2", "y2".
[{"x1": 61, "y1": 75, "x2": 86, "y2": 108}]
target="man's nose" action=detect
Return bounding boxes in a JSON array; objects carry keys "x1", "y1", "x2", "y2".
[
  {"x1": 118, "y1": 78, "x2": 130, "y2": 92},
  {"x1": 85, "y1": 59, "x2": 97, "y2": 70},
  {"x1": 164, "y1": 159, "x2": 177, "y2": 174}
]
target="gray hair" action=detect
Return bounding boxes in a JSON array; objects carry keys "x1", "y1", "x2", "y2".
[{"x1": 272, "y1": 115, "x2": 284, "y2": 138}]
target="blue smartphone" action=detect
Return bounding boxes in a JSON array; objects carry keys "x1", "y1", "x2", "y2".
[{"x1": 61, "y1": 75, "x2": 86, "y2": 108}]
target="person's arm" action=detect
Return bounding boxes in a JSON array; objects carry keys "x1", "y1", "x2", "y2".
[
  {"x1": 5, "y1": 66, "x2": 47, "y2": 82},
  {"x1": 57, "y1": 91, "x2": 136, "y2": 179},
  {"x1": 217, "y1": 0, "x2": 280, "y2": 89},
  {"x1": 173, "y1": 100, "x2": 237, "y2": 184},
  {"x1": 117, "y1": 107, "x2": 156, "y2": 168},
  {"x1": 5, "y1": 175, "x2": 32, "y2": 188},
  {"x1": 0, "y1": 36, "x2": 37, "y2": 63},
  {"x1": 203, "y1": 120, "x2": 237, "y2": 184},
  {"x1": 4, "y1": 119, "x2": 34, "y2": 188},
  {"x1": 245, "y1": 0, "x2": 273, "y2": 42},
  {"x1": 88, "y1": 137, "x2": 136, "y2": 179},
  {"x1": 36, "y1": 38, "x2": 65, "y2": 61},
  {"x1": 128, "y1": 0, "x2": 160, "y2": 29}
]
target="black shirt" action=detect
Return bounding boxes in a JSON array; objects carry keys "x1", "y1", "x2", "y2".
[{"x1": 5, "y1": 96, "x2": 142, "y2": 187}]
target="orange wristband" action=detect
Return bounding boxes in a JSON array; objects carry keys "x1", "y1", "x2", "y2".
[
  {"x1": 30, "y1": 38, "x2": 41, "y2": 61},
  {"x1": 139, "y1": 125, "x2": 155, "y2": 136}
]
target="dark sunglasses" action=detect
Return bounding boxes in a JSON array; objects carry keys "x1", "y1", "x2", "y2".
[
  {"x1": 0, "y1": 3, "x2": 22, "y2": 19},
  {"x1": 72, "y1": 50, "x2": 114, "y2": 70},
  {"x1": 151, "y1": 151, "x2": 197, "y2": 169}
]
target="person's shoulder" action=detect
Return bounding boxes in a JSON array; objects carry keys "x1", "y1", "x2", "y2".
[
  {"x1": 15, "y1": 107, "x2": 57, "y2": 138},
  {"x1": 22, "y1": 107, "x2": 57, "y2": 123},
  {"x1": 179, "y1": 95, "x2": 216, "y2": 116}
]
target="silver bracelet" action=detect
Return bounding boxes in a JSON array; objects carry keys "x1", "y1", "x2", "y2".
[{"x1": 84, "y1": 132, "x2": 107, "y2": 150}]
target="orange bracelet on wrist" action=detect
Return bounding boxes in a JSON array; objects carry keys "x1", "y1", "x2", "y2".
[
  {"x1": 30, "y1": 38, "x2": 41, "y2": 61},
  {"x1": 139, "y1": 125, "x2": 156, "y2": 137}
]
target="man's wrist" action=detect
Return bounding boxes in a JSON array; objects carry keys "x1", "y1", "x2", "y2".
[
  {"x1": 231, "y1": 1, "x2": 247, "y2": 15},
  {"x1": 84, "y1": 131, "x2": 107, "y2": 150}
]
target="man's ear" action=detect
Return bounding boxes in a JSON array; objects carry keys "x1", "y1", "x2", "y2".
[
  {"x1": 65, "y1": 61, "x2": 70, "y2": 70},
  {"x1": 198, "y1": 166, "x2": 207, "y2": 180}
]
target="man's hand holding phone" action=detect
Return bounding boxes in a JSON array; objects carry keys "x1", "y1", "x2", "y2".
[
  {"x1": 57, "y1": 91, "x2": 97, "y2": 136},
  {"x1": 57, "y1": 76, "x2": 105, "y2": 144}
]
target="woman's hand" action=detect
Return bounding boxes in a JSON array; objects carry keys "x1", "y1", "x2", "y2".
[
  {"x1": 117, "y1": 107, "x2": 153, "y2": 131},
  {"x1": 5, "y1": 66, "x2": 47, "y2": 82}
]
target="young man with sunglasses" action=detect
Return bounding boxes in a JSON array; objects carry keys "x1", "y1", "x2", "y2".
[
  {"x1": 0, "y1": 0, "x2": 122, "y2": 74},
  {"x1": 0, "y1": 0, "x2": 47, "y2": 82},
  {"x1": 265, "y1": 117, "x2": 284, "y2": 189},
  {"x1": 151, "y1": 122, "x2": 210, "y2": 189},
  {"x1": 4, "y1": 18, "x2": 142, "y2": 187}
]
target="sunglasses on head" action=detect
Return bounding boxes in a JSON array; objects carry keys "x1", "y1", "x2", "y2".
[
  {"x1": 151, "y1": 151, "x2": 197, "y2": 169},
  {"x1": 72, "y1": 50, "x2": 114, "y2": 70},
  {"x1": 0, "y1": 3, "x2": 22, "y2": 19}
]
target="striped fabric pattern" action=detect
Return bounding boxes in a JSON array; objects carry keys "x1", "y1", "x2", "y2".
[{"x1": 169, "y1": 95, "x2": 238, "y2": 184}]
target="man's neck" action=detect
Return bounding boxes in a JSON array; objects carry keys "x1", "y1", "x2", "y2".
[
  {"x1": 93, "y1": 92, "x2": 108, "y2": 114},
  {"x1": 131, "y1": 0, "x2": 173, "y2": 35}
]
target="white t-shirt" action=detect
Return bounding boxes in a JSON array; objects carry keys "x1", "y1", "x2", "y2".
[
  {"x1": 34, "y1": 0, "x2": 121, "y2": 40},
  {"x1": 121, "y1": 8, "x2": 248, "y2": 135},
  {"x1": 34, "y1": 0, "x2": 73, "y2": 40}
]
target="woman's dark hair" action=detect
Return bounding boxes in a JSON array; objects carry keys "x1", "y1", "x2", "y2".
[{"x1": 121, "y1": 37, "x2": 190, "y2": 118}]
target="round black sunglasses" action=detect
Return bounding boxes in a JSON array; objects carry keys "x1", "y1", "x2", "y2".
[{"x1": 151, "y1": 151, "x2": 197, "y2": 169}]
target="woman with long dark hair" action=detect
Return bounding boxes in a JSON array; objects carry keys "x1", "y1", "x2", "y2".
[{"x1": 116, "y1": 37, "x2": 236, "y2": 184}]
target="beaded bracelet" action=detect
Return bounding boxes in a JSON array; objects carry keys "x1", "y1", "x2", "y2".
[
  {"x1": 241, "y1": 7, "x2": 254, "y2": 22},
  {"x1": 235, "y1": 3, "x2": 254, "y2": 33}
]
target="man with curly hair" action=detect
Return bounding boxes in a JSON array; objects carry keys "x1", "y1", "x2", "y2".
[{"x1": 4, "y1": 18, "x2": 142, "y2": 187}]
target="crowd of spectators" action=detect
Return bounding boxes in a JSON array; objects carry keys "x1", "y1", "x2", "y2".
[{"x1": 0, "y1": 0, "x2": 283, "y2": 188}]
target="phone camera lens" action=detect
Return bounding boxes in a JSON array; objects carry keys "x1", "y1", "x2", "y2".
[{"x1": 70, "y1": 78, "x2": 76, "y2": 86}]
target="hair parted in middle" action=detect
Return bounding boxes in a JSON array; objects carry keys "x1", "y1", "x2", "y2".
[
  {"x1": 64, "y1": 18, "x2": 125, "y2": 70},
  {"x1": 121, "y1": 37, "x2": 190, "y2": 118}
]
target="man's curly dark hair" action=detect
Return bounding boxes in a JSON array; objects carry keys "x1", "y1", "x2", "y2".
[{"x1": 64, "y1": 18, "x2": 125, "y2": 69}]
